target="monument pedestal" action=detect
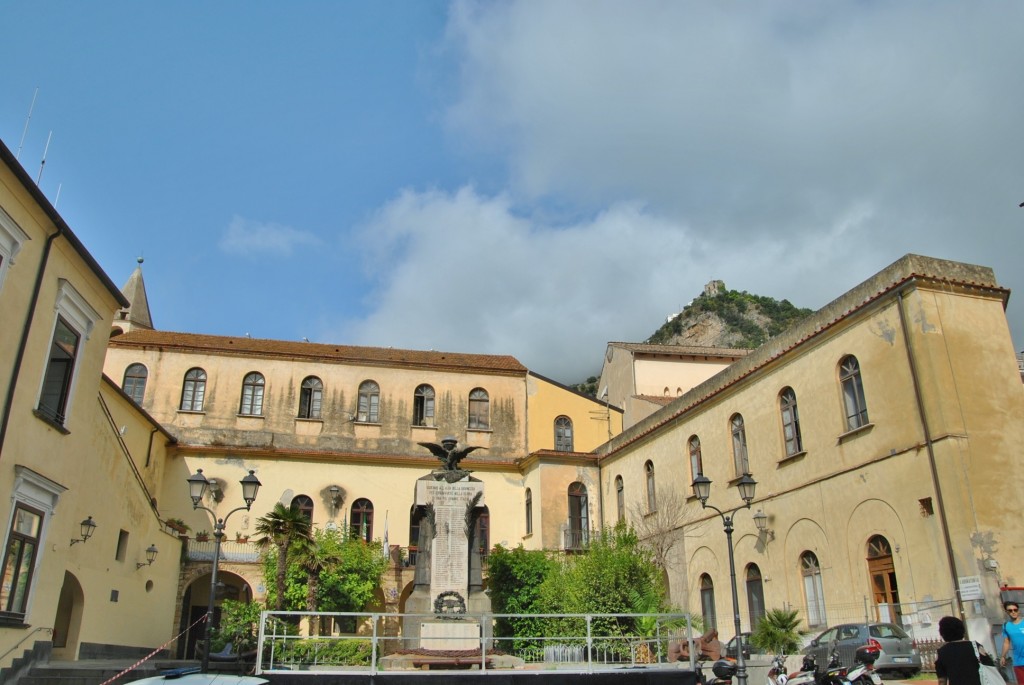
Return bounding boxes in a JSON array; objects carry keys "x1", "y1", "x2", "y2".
[{"x1": 419, "y1": 619, "x2": 481, "y2": 650}]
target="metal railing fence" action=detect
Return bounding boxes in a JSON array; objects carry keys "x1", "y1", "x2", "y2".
[
  {"x1": 782, "y1": 597, "x2": 954, "y2": 644},
  {"x1": 255, "y1": 610, "x2": 699, "y2": 676}
]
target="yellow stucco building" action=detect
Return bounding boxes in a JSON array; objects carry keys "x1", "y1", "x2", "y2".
[
  {"x1": 595, "y1": 254, "x2": 1024, "y2": 656},
  {"x1": 2, "y1": 128, "x2": 1022, "y2": 676}
]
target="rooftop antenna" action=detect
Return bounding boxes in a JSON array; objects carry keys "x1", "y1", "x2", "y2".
[
  {"x1": 16, "y1": 88, "x2": 38, "y2": 161},
  {"x1": 54, "y1": 182, "x2": 62, "y2": 209},
  {"x1": 36, "y1": 131, "x2": 52, "y2": 184}
]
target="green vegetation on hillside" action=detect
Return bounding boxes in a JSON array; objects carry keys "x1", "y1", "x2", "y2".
[{"x1": 647, "y1": 288, "x2": 812, "y2": 348}]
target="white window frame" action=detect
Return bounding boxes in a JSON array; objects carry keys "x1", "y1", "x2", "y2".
[
  {"x1": 36, "y1": 279, "x2": 101, "y2": 428},
  {"x1": 1, "y1": 466, "x2": 66, "y2": 620},
  {"x1": 0, "y1": 206, "x2": 30, "y2": 293}
]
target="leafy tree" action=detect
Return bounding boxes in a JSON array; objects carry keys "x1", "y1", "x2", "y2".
[
  {"x1": 536, "y1": 522, "x2": 666, "y2": 645},
  {"x1": 749, "y1": 608, "x2": 806, "y2": 655},
  {"x1": 261, "y1": 527, "x2": 388, "y2": 623},
  {"x1": 292, "y1": 530, "x2": 342, "y2": 635},
  {"x1": 255, "y1": 502, "x2": 313, "y2": 610},
  {"x1": 210, "y1": 599, "x2": 262, "y2": 654},
  {"x1": 486, "y1": 545, "x2": 558, "y2": 649}
]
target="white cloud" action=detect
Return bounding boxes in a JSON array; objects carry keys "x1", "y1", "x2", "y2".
[
  {"x1": 432, "y1": 1, "x2": 1024, "y2": 361},
  {"x1": 326, "y1": 2, "x2": 1024, "y2": 383},
  {"x1": 326, "y1": 187, "x2": 896, "y2": 381},
  {"x1": 219, "y1": 215, "x2": 321, "y2": 257}
]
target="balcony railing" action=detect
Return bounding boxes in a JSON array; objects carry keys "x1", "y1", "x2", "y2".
[
  {"x1": 563, "y1": 528, "x2": 590, "y2": 552},
  {"x1": 184, "y1": 539, "x2": 260, "y2": 563}
]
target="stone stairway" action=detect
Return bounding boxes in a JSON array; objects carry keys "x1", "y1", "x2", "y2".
[{"x1": 15, "y1": 659, "x2": 199, "y2": 685}]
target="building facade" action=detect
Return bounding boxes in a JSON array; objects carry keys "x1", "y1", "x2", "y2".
[
  {"x1": 0, "y1": 140, "x2": 180, "y2": 679},
  {"x1": 595, "y1": 255, "x2": 1024, "y2": 654}
]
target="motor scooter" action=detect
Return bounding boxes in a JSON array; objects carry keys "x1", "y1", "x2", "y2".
[
  {"x1": 698, "y1": 658, "x2": 739, "y2": 685},
  {"x1": 843, "y1": 644, "x2": 882, "y2": 685},
  {"x1": 785, "y1": 648, "x2": 847, "y2": 685},
  {"x1": 767, "y1": 654, "x2": 789, "y2": 685}
]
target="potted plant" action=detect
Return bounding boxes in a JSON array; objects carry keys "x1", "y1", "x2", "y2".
[
  {"x1": 235, "y1": 531, "x2": 249, "y2": 543},
  {"x1": 195, "y1": 530, "x2": 210, "y2": 542},
  {"x1": 166, "y1": 517, "x2": 190, "y2": 535}
]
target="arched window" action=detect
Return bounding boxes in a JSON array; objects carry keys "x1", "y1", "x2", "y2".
[
  {"x1": 122, "y1": 363, "x2": 148, "y2": 404},
  {"x1": 351, "y1": 498, "x2": 374, "y2": 542},
  {"x1": 840, "y1": 355, "x2": 869, "y2": 430},
  {"x1": 298, "y1": 376, "x2": 323, "y2": 419},
  {"x1": 731, "y1": 413, "x2": 749, "y2": 475},
  {"x1": 567, "y1": 482, "x2": 589, "y2": 551},
  {"x1": 615, "y1": 476, "x2": 625, "y2": 522},
  {"x1": 291, "y1": 495, "x2": 314, "y2": 522},
  {"x1": 468, "y1": 388, "x2": 489, "y2": 429},
  {"x1": 700, "y1": 574, "x2": 717, "y2": 630},
  {"x1": 663, "y1": 387, "x2": 670, "y2": 396},
  {"x1": 554, "y1": 416, "x2": 573, "y2": 452},
  {"x1": 180, "y1": 368, "x2": 207, "y2": 411},
  {"x1": 688, "y1": 435, "x2": 703, "y2": 480},
  {"x1": 645, "y1": 460, "x2": 657, "y2": 513},
  {"x1": 239, "y1": 372, "x2": 265, "y2": 416},
  {"x1": 801, "y1": 551, "x2": 827, "y2": 628},
  {"x1": 413, "y1": 384, "x2": 435, "y2": 427},
  {"x1": 746, "y1": 563, "x2": 766, "y2": 629},
  {"x1": 525, "y1": 488, "x2": 533, "y2": 535},
  {"x1": 357, "y1": 380, "x2": 380, "y2": 423},
  {"x1": 780, "y1": 387, "x2": 802, "y2": 456}
]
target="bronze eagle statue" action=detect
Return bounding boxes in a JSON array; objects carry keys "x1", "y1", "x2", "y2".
[{"x1": 418, "y1": 437, "x2": 486, "y2": 471}]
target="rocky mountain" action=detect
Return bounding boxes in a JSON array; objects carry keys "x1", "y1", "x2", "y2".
[
  {"x1": 570, "y1": 281, "x2": 812, "y2": 394},
  {"x1": 647, "y1": 280, "x2": 813, "y2": 349}
]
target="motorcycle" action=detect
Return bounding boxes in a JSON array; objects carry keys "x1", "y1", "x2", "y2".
[
  {"x1": 844, "y1": 644, "x2": 883, "y2": 685},
  {"x1": 786, "y1": 648, "x2": 848, "y2": 685},
  {"x1": 698, "y1": 658, "x2": 738, "y2": 685},
  {"x1": 768, "y1": 654, "x2": 789, "y2": 685}
]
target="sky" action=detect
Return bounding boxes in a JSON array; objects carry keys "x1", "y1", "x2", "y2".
[{"x1": 2, "y1": 1, "x2": 1023, "y2": 384}]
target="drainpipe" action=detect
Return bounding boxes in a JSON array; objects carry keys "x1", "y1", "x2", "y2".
[
  {"x1": 145, "y1": 427, "x2": 159, "y2": 468},
  {"x1": 896, "y1": 288, "x2": 965, "y2": 620},
  {"x1": 0, "y1": 225, "x2": 63, "y2": 459}
]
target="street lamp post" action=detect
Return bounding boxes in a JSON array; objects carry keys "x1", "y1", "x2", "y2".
[
  {"x1": 692, "y1": 472, "x2": 764, "y2": 685},
  {"x1": 187, "y1": 468, "x2": 261, "y2": 672}
]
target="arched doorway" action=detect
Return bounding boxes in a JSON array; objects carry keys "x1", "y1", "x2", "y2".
[
  {"x1": 178, "y1": 570, "x2": 254, "y2": 659},
  {"x1": 52, "y1": 571, "x2": 84, "y2": 659},
  {"x1": 866, "y1": 535, "x2": 902, "y2": 623}
]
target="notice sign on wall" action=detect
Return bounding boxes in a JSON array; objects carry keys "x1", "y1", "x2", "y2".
[{"x1": 958, "y1": 575, "x2": 984, "y2": 601}]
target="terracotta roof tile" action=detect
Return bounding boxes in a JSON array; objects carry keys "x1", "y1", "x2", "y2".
[{"x1": 108, "y1": 330, "x2": 528, "y2": 374}]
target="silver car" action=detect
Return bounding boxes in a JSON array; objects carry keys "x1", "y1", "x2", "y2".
[{"x1": 802, "y1": 622, "x2": 922, "y2": 678}]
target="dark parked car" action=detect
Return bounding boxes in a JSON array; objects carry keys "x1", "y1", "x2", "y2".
[
  {"x1": 725, "y1": 632, "x2": 752, "y2": 660},
  {"x1": 802, "y1": 622, "x2": 921, "y2": 678}
]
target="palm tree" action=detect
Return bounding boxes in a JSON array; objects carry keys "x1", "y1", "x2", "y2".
[
  {"x1": 255, "y1": 502, "x2": 313, "y2": 610},
  {"x1": 293, "y1": 538, "x2": 342, "y2": 635}
]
